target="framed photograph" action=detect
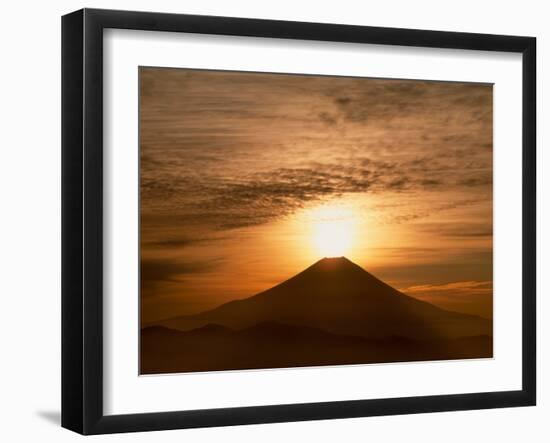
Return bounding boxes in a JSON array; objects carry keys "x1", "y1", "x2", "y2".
[{"x1": 62, "y1": 8, "x2": 536, "y2": 435}]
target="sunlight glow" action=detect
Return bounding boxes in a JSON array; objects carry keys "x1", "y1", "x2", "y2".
[{"x1": 311, "y1": 205, "x2": 356, "y2": 257}]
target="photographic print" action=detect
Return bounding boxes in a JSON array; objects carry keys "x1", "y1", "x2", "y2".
[{"x1": 139, "y1": 67, "x2": 493, "y2": 375}]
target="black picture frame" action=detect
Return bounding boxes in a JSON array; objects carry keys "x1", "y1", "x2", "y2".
[{"x1": 62, "y1": 8, "x2": 537, "y2": 435}]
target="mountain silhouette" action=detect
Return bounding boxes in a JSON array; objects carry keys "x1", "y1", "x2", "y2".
[
  {"x1": 142, "y1": 257, "x2": 493, "y2": 373},
  {"x1": 158, "y1": 257, "x2": 491, "y2": 340},
  {"x1": 141, "y1": 321, "x2": 492, "y2": 374}
]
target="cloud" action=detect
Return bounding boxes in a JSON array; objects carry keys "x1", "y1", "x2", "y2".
[
  {"x1": 458, "y1": 173, "x2": 492, "y2": 187},
  {"x1": 140, "y1": 69, "x2": 493, "y2": 233},
  {"x1": 324, "y1": 80, "x2": 491, "y2": 127},
  {"x1": 440, "y1": 228, "x2": 492, "y2": 238},
  {"x1": 415, "y1": 222, "x2": 492, "y2": 239},
  {"x1": 333, "y1": 96, "x2": 369, "y2": 123},
  {"x1": 143, "y1": 235, "x2": 229, "y2": 250},
  {"x1": 419, "y1": 178, "x2": 442, "y2": 188},
  {"x1": 400, "y1": 280, "x2": 493, "y2": 318},
  {"x1": 318, "y1": 112, "x2": 338, "y2": 126},
  {"x1": 142, "y1": 151, "x2": 492, "y2": 231},
  {"x1": 372, "y1": 249, "x2": 493, "y2": 289},
  {"x1": 402, "y1": 280, "x2": 492, "y2": 295},
  {"x1": 141, "y1": 258, "x2": 223, "y2": 296}
]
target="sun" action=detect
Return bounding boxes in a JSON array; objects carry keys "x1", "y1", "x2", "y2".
[
  {"x1": 313, "y1": 221, "x2": 353, "y2": 257},
  {"x1": 311, "y1": 205, "x2": 356, "y2": 257}
]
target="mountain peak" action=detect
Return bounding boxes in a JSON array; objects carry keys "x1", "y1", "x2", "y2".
[
  {"x1": 319, "y1": 256, "x2": 349, "y2": 262},
  {"x1": 277, "y1": 256, "x2": 384, "y2": 290},
  {"x1": 309, "y1": 256, "x2": 360, "y2": 271},
  {"x1": 314, "y1": 256, "x2": 353, "y2": 264}
]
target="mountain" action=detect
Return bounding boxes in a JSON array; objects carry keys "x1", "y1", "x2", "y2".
[{"x1": 157, "y1": 257, "x2": 492, "y2": 340}]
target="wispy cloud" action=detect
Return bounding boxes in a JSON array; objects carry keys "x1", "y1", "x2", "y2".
[
  {"x1": 140, "y1": 69, "x2": 492, "y2": 234},
  {"x1": 141, "y1": 257, "x2": 224, "y2": 296},
  {"x1": 142, "y1": 154, "x2": 491, "y2": 231},
  {"x1": 403, "y1": 280, "x2": 492, "y2": 295},
  {"x1": 400, "y1": 280, "x2": 493, "y2": 319}
]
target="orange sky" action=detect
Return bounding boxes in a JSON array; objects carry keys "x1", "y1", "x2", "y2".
[{"x1": 140, "y1": 67, "x2": 493, "y2": 324}]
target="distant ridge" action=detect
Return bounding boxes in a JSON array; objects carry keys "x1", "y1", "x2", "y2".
[{"x1": 141, "y1": 322, "x2": 493, "y2": 374}]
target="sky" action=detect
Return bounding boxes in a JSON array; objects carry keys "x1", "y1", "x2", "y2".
[{"x1": 140, "y1": 67, "x2": 493, "y2": 324}]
